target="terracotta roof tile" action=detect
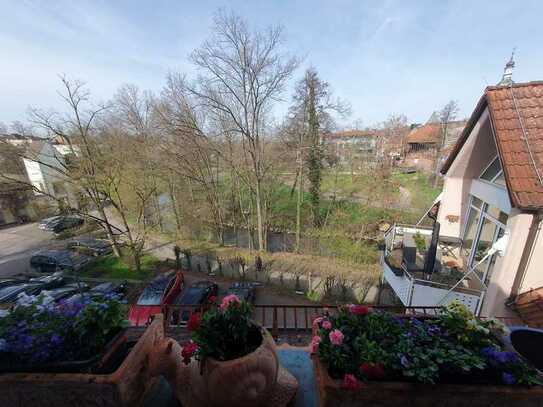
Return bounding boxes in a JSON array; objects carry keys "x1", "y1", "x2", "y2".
[
  {"x1": 405, "y1": 124, "x2": 441, "y2": 144},
  {"x1": 442, "y1": 81, "x2": 543, "y2": 210}
]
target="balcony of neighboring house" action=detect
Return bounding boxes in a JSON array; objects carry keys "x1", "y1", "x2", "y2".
[{"x1": 381, "y1": 223, "x2": 487, "y2": 314}]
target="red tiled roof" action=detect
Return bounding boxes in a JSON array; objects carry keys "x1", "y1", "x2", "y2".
[
  {"x1": 442, "y1": 81, "x2": 543, "y2": 210},
  {"x1": 405, "y1": 124, "x2": 440, "y2": 144}
]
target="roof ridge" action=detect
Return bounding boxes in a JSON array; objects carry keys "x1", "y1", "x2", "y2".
[{"x1": 485, "y1": 80, "x2": 543, "y2": 92}]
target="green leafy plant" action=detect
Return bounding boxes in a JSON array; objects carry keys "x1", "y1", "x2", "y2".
[
  {"x1": 314, "y1": 302, "x2": 542, "y2": 387},
  {"x1": 183, "y1": 295, "x2": 261, "y2": 364},
  {"x1": 0, "y1": 294, "x2": 127, "y2": 365},
  {"x1": 413, "y1": 231, "x2": 427, "y2": 254}
]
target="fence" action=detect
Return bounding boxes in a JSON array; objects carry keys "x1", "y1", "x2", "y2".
[{"x1": 132, "y1": 304, "x2": 443, "y2": 339}]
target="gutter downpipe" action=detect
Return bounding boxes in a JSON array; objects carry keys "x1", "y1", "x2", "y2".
[{"x1": 507, "y1": 213, "x2": 542, "y2": 305}]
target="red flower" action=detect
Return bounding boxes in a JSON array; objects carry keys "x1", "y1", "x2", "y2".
[
  {"x1": 181, "y1": 342, "x2": 198, "y2": 365},
  {"x1": 342, "y1": 373, "x2": 361, "y2": 391},
  {"x1": 360, "y1": 362, "x2": 385, "y2": 380},
  {"x1": 187, "y1": 313, "x2": 201, "y2": 332},
  {"x1": 349, "y1": 304, "x2": 370, "y2": 316},
  {"x1": 208, "y1": 295, "x2": 217, "y2": 304}
]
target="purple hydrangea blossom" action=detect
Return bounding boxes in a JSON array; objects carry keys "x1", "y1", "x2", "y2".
[
  {"x1": 502, "y1": 372, "x2": 516, "y2": 385},
  {"x1": 400, "y1": 354, "x2": 411, "y2": 368}
]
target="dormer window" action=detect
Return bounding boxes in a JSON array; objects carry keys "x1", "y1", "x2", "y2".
[{"x1": 480, "y1": 156, "x2": 505, "y2": 187}]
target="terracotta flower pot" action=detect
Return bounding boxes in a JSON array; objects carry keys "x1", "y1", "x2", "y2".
[
  {"x1": 148, "y1": 326, "x2": 298, "y2": 407},
  {"x1": 313, "y1": 355, "x2": 543, "y2": 407},
  {"x1": 0, "y1": 315, "x2": 165, "y2": 407}
]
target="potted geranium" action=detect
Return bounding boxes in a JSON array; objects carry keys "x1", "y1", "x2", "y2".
[
  {"x1": 147, "y1": 294, "x2": 298, "y2": 407},
  {"x1": 0, "y1": 293, "x2": 165, "y2": 406},
  {"x1": 312, "y1": 303, "x2": 543, "y2": 407}
]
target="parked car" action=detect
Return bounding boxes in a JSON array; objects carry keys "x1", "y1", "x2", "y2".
[
  {"x1": 38, "y1": 215, "x2": 84, "y2": 234},
  {"x1": 0, "y1": 279, "x2": 25, "y2": 289},
  {"x1": 225, "y1": 282, "x2": 257, "y2": 304},
  {"x1": 42, "y1": 283, "x2": 90, "y2": 302},
  {"x1": 128, "y1": 272, "x2": 184, "y2": 326},
  {"x1": 28, "y1": 272, "x2": 65, "y2": 289},
  {"x1": 66, "y1": 237, "x2": 113, "y2": 257},
  {"x1": 66, "y1": 280, "x2": 128, "y2": 303},
  {"x1": 30, "y1": 250, "x2": 92, "y2": 273},
  {"x1": 38, "y1": 215, "x2": 62, "y2": 230},
  {"x1": 172, "y1": 280, "x2": 219, "y2": 326}
]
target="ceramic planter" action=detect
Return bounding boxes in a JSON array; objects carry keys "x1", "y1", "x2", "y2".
[
  {"x1": 0, "y1": 315, "x2": 165, "y2": 407},
  {"x1": 313, "y1": 355, "x2": 543, "y2": 407},
  {"x1": 148, "y1": 325, "x2": 298, "y2": 407}
]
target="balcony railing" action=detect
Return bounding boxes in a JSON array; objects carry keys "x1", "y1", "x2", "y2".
[{"x1": 382, "y1": 223, "x2": 485, "y2": 314}]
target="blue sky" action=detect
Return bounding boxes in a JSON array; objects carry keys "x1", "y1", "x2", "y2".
[{"x1": 1, "y1": 0, "x2": 542, "y2": 128}]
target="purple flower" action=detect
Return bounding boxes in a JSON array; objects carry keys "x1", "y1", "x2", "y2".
[
  {"x1": 427, "y1": 325, "x2": 441, "y2": 336},
  {"x1": 502, "y1": 372, "x2": 516, "y2": 385},
  {"x1": 50, "y1": 334, "x2": 62, "y2": 345},
  {"x1": 481, "y1": 347, "x2": 518, "y2": 365},
  {"x1": 400, "y1": 354, "x2": 411, "y2": 368}
]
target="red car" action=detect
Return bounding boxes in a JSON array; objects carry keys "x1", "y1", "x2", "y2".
[{"x1": 128, "y1": 271, "x2": 184, "y2": 326}]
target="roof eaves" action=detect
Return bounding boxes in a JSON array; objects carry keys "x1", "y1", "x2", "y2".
[{"x1": 440, "y1": 94, "x2": 488, "y2": 174}]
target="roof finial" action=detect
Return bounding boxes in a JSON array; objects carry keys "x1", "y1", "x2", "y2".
[{"x1": 498, "y1": 48, "x2": 516, "y2": 86}]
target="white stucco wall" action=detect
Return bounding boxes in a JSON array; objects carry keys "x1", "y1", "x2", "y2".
[
  {"x1": 519, "y1": 218, "x2": 543, "y2": 293},
  {"x1": 438, "y1": 108, "x2": 497, "y2": 238},
  {"x1": 481, "y1": 209, "x2": 533, "y2": 317}
]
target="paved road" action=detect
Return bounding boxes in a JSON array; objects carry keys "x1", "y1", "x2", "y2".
[{"x1": 0, "y1": 223, "x2": 55, "y2": 278}]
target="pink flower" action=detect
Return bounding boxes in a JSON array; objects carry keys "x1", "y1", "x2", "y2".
[
  {"x1": 181, "y1": 342, "x2": 198, "y2": 365},
  {"x1": 342, "y1": 374, "x2": 361, "y2": 390},
  {"x1": 321, "y1": 320, "x2": 332, "y2": 330},
  {"x1": 329, "y1": 329, "x2": 344, "y2": 346},
  {"x1": 312, "y1": 316, "x2": 323, "y2": 327},
  {"x1": 348, "y1": 304, "x2": 370, "y2": 316},
  {"x1": 360, "y1": 362, "x2": 386, "y2": 379},
  {"x1": 220, "y1": 294, "x2": 241, "y2": 312},
  {"x1": 310, "y1": 336, "x2": 321, "y2": 353}
]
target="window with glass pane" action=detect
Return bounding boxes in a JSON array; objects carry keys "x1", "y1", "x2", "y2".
[
  {"x1": 473, "y1": 217, "x2": 498, "y2": 279},
  {"x1": 471, "y1": 196, "x2": 484, "y2": 209},
  {"x1": 462, "y1": 206, "x2": 480, "y2": 258},
  {"x1": 485, "y1": 204, "x2": 508, "y2": 225},
  {"x1": 480, "y1": 157, "x2": 502, "y2": 181},
  {"x1": 493, "y1": 171, "x2": 506, "y2": 186}
]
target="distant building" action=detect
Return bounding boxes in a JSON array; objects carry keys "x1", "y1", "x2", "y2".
[
  {"x1": 324, "y1": 130, "x2": 379, "y2": 163},
  {"x1": 403, "y1": 117, "x2": 466, "y2": 172},
  {"x1": 0, "y1": 134, "x2": 76, "y2": 210}
]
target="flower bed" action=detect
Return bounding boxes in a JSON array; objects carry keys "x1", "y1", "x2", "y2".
[
  {"x1": 311, "y1": 302, "x2": 542, "y2": 406},
  {"x1": 0, "y1": 292, "x2": 127, "y2": 372}
]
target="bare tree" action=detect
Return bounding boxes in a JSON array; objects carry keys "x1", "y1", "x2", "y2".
[
  {"x1": 187, "y1": 10, "x2": 299, "y2": 251},
  {"x1": 433, "y1": 100, "x2": 459, "y2": 187},
  {"x1": 23, "y1": 76, "x2": 123, "y2": 256}
]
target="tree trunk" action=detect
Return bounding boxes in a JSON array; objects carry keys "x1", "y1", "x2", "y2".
[
  {"x1": 255, "y1": 178, "x2": 265, "y2": 251},
  {"x1": 97, "y1": 206, "x2": 121, "y2": 257},
  {"x1": 295, "y1": 160, "x2": 303, "y2": 253}
]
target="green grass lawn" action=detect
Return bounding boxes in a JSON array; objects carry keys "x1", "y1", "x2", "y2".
[
  {"x1": 79, "y1": 251, "x2": 160, "y2": 281},
  {"x1": 391, "y1": 170, "x2": 441, "y2": 210}
]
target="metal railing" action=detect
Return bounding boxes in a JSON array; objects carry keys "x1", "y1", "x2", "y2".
[{"x1": 132, "y1": 304, "x2": 443, "y2": 338}]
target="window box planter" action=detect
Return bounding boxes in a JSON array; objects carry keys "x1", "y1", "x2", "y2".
[
  {"x1": 0, "y1": 328, "x2": 127, "y2": 374},
  {"x1": 311, "y1": 304, "x2": 543, "y2": 407},
  {"x1": 0, "y1": 315, "x2": 165, "y2": 407},
  {"x1": 313, "y1": 354, "x2": 543, "y2": 407}
]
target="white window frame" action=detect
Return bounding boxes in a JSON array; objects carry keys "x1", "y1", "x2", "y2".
[
  {"x1": 461, "y1": 195, "x2": 508, "y2": 284},
  {"x1": 479, "y1": 155, "x2": 506, "y2": 188}
]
